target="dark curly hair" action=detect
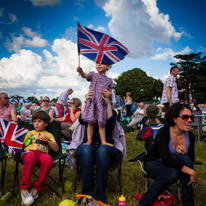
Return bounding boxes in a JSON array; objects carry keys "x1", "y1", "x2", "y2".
[
  {"x1": 32, "y1": 111, "x2": 50, "y2": 124},
  {"x1": 165, "y1": 102, "x2": 192, "y2": 126}
]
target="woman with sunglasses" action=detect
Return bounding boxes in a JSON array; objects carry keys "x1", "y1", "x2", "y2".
[
  {"x1": 37, "y1": 96, "x2": 54, "y2": 120},
  {"x1": 53, "y1": 98, "x2": 81, "y2": 140},
  {"x1": 140, "y1": 102, "x2": 198, "y2": 206}
]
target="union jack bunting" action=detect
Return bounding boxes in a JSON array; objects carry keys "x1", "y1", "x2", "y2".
[
  {"x1": 0, "y1": 118, "x2": 28, "y2": 155},
  {"x1": 78, "y1": 23, "x2": 129, "y2": 65}
]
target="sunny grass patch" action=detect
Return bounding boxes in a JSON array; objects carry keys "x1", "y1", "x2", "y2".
[{"x1": 2, "y1": 129, "x2": 206, "y2": 206}]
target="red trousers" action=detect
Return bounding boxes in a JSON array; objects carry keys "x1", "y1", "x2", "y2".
[
  {"x1": 56, "y1": 103, "x2": 64, "y2": 118},
  {"x1": 20, "y1": 150, "x2": 53, "y2": 191}
]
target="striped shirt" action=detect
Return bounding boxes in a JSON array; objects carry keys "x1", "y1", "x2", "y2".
[{"x1": 161, "y1": 75, "x2": 179, "y2": 104}]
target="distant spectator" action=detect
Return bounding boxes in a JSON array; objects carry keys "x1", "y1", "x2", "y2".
[
  {"x1": 14, "y1": 101, "x2": 22, "y2": 115},
  {"x1": 37, "y1": 96, "x2": 54, "y2": 119},
  {"x1": 161, "y1": 66, "x2": 179, "y2": 111},
  {"x1": 21, "y1": 103, "x2": 32, "y2": 122},
  {"x1": 190, "y1": 103, "x2": 200, "y2": 111},
  {"x1": 114, "y1": 94, "x2": 123, "y2": 121},
  {"x1": 127, "y1": 102, "x2": 145, "y2": 127},
  {"x1": 56, "y1": 89, "x2": 73, "y2": 118},
  {"x1": 0, "y1": 92, "x2": 18, "y2": 124},
  {"x1": 124, "y1": 92, "x2": 132, "y2": 117},
  {"x1": 131, "y1": 101, "x2": 138, "y2": 114},
  {"x1": 31, "y1": 102, "x2": 39, "y2": 114},
  {"x1": 54, "y1": 98, "x2": 81, "y2": 140}
]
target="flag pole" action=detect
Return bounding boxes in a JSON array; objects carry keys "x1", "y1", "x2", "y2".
[{"x1": 78, "y1": 54, "x2": 80, "y2": 67}]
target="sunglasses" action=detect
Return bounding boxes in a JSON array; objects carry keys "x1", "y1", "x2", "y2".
[
  {"x1": 179, "y1": 115, "x2": 194, "y2": 122},
  {"x1": 1, "y1": 97, "x2": 9, "y2": 99},
  {"x1": 43, "y1": 100, "x2": 49, "y2": 102},
  {"x1": 70, "y1": 102, "x2": 74, "y2": 104}
]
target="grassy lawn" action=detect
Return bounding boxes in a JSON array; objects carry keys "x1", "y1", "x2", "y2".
[{"x1": 1, "y1": 128, "x2": 206, "y2": 206}]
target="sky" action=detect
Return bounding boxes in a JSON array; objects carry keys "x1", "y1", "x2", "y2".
[{"x1": 0, "y1": 0, "x2": 205, "y2": 101}]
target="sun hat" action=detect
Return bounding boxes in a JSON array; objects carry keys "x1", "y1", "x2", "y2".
[{"x1": 144, "y1": 105, "x2": 162, "y2": 125}]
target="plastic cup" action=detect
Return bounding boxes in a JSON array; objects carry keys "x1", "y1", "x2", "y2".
[
  {"x1": 151, "y1": 125, "x2": 161, "y2": 139},
  {"x1": 65, "y1": 181, "x2": 72, "y2": 192}
]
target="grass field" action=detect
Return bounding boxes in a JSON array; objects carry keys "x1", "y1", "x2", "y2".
[{"x1": 1, "y1": 128, "x2": 206, "y2": 206}]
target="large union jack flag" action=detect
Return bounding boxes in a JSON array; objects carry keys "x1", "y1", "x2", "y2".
[
  {"x1": 78, "y1": 24, "x2": 129, "y2": 65},
  {"x1": 0, "y1": 118, "x2": 28, "y2": 155}
]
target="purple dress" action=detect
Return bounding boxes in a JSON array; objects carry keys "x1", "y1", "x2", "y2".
[{"x1": 82, "y1": 71, "x2": 114, "y2": 127}]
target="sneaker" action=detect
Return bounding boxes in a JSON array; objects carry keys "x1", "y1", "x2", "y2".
[
  {"x1": 30, "y1": 188, "x2": 39, "y2": 200},
  {"x1": 21, "y1": 191, "x2": 34, "y2": 206}
]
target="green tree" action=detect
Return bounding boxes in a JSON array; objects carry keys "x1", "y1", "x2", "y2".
[
  {"x1": 171, "y1": 52, "x2": 206, "y2": 102},
  {"x1": 114, "y1": 68, "x2": 163, "y2": 102}
]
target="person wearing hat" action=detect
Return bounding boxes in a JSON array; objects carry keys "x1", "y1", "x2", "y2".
[
  {"x1": 143, "y1": 104, "x2": 163, "y2": 126},
  {"x1": 161, "y1": 66, "x2": 179, "y2": 111},
  {"x1": 0, "y1": 92, "x2": 18, "y2": 123}
]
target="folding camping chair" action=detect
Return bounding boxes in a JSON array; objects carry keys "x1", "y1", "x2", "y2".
[
  {"x1": 13, "y1": 121, "x2": 67, "y2": 197},
  {"x1": 191, "y1": 110, "x2": 204, "y2": 143},
  {"x1": 129, "y1": 136, "x2": 181, "y2": 203},
  {"x1": 0, "y1": 144, "x2": 7, "y2": 196}
]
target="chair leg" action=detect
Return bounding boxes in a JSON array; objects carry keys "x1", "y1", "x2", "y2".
[
  {"x1": 1, "y1": 158, "x2": 7, "y2": 195},
  {"x1": 59, "y1": 158, "x2": 65, "y2": 194},
  {"x1": 118, "y1": 157, "x2": 122, "y2": 195},
  {"x1": 176, "y1": 180, "x2": 181, "y2": 203},
  {"x1": 74, "y1": 160, "x2": 80, "y2": 192},
  {"x1": 12, "y1": 161, "x2": 19, "y2": 195},
  {"x1": 145, "y1": 175, "x2": 148, "y2": 192}
]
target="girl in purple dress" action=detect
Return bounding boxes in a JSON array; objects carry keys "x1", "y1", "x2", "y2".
[{"x1": 77, "y1": 64, "x2": 114, "y2": 147}]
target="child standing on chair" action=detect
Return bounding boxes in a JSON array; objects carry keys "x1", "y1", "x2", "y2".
[
  {"x1": 77, "y1": 64, "x2": 114, "y2": 147},
  {"x1": 20, "y1": 111, "x2": 59, "y2": 206}
]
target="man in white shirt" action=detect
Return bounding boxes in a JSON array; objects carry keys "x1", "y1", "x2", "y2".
[{"x1": 127, "y1": 102, "x2": 145, "y2": 127}]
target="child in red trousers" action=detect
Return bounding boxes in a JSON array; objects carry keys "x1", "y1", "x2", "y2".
[{"x1": 20, "y1": 111, "x2": 59, "y2": 205}]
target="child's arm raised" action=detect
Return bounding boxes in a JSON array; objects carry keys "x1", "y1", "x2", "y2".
[{"x1": 77, "y1": 67, "x2": 90, "y2": 80}]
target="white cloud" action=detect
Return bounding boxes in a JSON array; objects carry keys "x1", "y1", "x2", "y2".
[
  {"x1": 0, "y1": 8, "x2": 18, "y2": 24},
  {"x1": 5, "y1": 27, "x2": 49, "y2": 52},
  {"x1": 22, "y1": 27, "x2": 39, "y2": 37},
  {"x1": 108, "y1": 71, "x2": 120, "y2": 79},
  {"x1": 25, "y1": 36, "x2": 48, "y2": 47},
  {"x1": 152, "y1": 46, "x2": 192, "y2": 61},
  {"x1": 29, "y1": 0, "x2": 61, "y2": 7},
  {"x1": 0, "y1": 50, "x2": 43, "y2": 88},
  {"x1": 102, "y1": 0, "x2": 182, "y2": 58},
  {"x1": 87, "y1": 24, "x2": 106, "y2": 33},
  {"x1": 0, "y1": 38, "x2": 98, "y2": 100},
  {"x1": 74, "y1": 0, "x2": 87, "y2": 8}
]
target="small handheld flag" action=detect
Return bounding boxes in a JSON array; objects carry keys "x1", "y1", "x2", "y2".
[{"x1": 77, "y1": 23, "x2": 129, "y2": 65}]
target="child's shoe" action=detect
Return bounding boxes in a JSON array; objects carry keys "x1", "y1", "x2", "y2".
[
  {"x1": 30, "y1": 188, "x2": 39, "y2": 200},
  {"x1": 21, "y1": 191, "x2": 34, "y2": 205}
]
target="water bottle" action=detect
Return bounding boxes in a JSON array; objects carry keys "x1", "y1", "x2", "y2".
[{"x1": 118, "y1": 195, "x2": 126, "y2": 206}]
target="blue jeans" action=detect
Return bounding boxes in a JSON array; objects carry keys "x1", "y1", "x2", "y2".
[
  {"x1": 140, "y1": 155, "x2": 194, "y2": 206},
  {"x1": 76, "y1": 144, "x2": 118, "y2": 202}
]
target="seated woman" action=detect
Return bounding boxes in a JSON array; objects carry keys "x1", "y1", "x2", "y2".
[
  {"x1": 68, "y1": 89, "x2": 126, "y2": 203},
  {"x1": 20, "y1": 103, "x2": 32, "y2": 122},
  {"x1": 37, "y1": 96, "x2": 54, "y2": 119},
  {"x1": 140, "y1": 102, "x2": 198, "y2": 206},
  {"x1": 54, "y1": 98, "x2": 81, "y2": 140}
]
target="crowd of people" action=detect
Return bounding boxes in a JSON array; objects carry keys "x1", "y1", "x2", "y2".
[{"x1": 0, "y1": 64, "x2": 205, "y2": 206}]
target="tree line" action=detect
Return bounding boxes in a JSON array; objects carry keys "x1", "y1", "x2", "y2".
[{"x1": 114, "y1": 52, "x2": 206, "y2": 103}]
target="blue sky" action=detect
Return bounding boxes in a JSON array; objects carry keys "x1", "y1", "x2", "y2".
[{"x1": 0, "y1": 0, "x2": 205, "y2": 100}]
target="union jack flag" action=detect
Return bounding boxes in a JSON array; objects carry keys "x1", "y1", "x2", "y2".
[
  {"x1": 0, "y1": 118, "x2": 28, "y2": 155},
  {"x1": 78, "y1": 24, "x2": 129, "y2": 65}
]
